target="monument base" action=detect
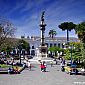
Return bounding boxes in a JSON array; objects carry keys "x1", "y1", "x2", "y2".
[
  {"x1": 28, "y1": 45, "x2": 53, "y2": 64},
  {"x1": 38, "y1": 45, "x2": 48, "y2": 57},
  {"x1": 28, "y1": 56, "x2": 54, "y2": 64}
]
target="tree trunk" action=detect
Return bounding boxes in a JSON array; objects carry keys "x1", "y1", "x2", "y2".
[{"x1": 67, "y1": 29, "x2": 69, "y2": 45}]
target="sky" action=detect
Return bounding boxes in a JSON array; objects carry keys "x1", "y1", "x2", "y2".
[{"x1": 0, "y1": 0, "x2": 85, "y2": 38}]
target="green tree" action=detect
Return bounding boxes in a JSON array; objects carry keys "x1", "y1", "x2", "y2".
[
  {"x1": 64, "y1": 42, "x2": 82, "y2": 61},
  {"x1": 48, "y1": 46, "x2": 58, "y2": 52},
  {"x1": 64, "y1": 48, "x2": 70, "y2": 60},
  {"x1": 58, "y1": 22, "x2": 76, "y2": 45},
  {"x1": 70, "y1": 42, "x2": 82, "y2": 62},
  {"x1": 48, "y1": 46, "x2": 64, "y2": 58},
  {"x1": 75, "y1": 21, "x2": 85, "y2": 68},
  {"x1": 17, "y1": 39, "x2": 30, "y2": 51},
  {"x1": 75, "y1": 22, "x2": 85, "y2": 43}
]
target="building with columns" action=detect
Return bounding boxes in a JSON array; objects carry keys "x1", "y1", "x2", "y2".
[
  {"x1": 23, "y1": 36, "x2": 79, "y2": 55},
  {"x1": 27, "y1": 36, "x2": 79, "y2": 48}
]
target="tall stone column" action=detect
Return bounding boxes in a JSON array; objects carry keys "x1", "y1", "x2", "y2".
[
  {"x1": 38, "y1": 11, "x2": 47, "y2": 58},
  {"x1": 40, "y1": 11, "x2": 46, "y2": 46}
]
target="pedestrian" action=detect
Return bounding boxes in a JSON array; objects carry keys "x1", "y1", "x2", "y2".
[
  {"x1": 40, "y1": 62, "x2": 44, "y2": 72},
  {"x1": 81, "y1": 67, "x2": 85, "y2": 75},
  {"x1": 50, "y1": 61, "x2": 53, "y2": 67},
  {"x1": 8, "y1": 67, "x2": 11, "y2": 74},
  {"x1": 28, "y1": 61, "x2": 31, "y2": 70},
  {"x1": 63, "y1": 59, "x2": 65, "y2": 66},
  {"x1": 43, "y1": 61, "x2": 47, "y2": 72},
  {"x1": 61, "y1": 62, "x2": 65, "y2": 72},
  {"x1": 55, "y1": 59, "x2": 57, "y2": 65},
  {"x1": 11, "y1": 67, "x2": 15, "y2": 74},
  {"x1": 15, "y1": 66, "x2": 19, "y2": 74}
]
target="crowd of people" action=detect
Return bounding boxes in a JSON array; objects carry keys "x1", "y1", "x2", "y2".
[
  {"x1": 0, "y1": 52, "x2": 85, "y2": 75},
  {"x1": 8, "y1": 66, "x2": 19, "y2": 74}
]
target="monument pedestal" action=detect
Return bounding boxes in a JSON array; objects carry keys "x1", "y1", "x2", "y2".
[
  {"x1": 38, "y1": 45, "x2": 48, "y2": 58},
  {"x1": 28, "y1": 45, "x2": 53, "y2": 64}
]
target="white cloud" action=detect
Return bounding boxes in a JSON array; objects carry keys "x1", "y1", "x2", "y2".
[{"x1": 3, "y1": 0, "x2": 85, "y2": 38}]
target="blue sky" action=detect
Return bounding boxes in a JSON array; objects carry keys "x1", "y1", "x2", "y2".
[{"x1": 0, "y1": 0, "x2": 85, "y2": 38}]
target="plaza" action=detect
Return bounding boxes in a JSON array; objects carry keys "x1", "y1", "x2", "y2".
[
  {"x1": 0, "y1": 0, "x2": 85, "y2": 85},
  {"x1": 0, "y1": 63, "x2": 85, "y2": 85}
]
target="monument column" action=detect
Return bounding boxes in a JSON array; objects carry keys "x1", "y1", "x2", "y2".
[
  {"x1": 40, "y1": 11, "x2": 46, "y2": 46},
  {"x1": 39, "y1": 11, "x2": 47, "y2": 58}
]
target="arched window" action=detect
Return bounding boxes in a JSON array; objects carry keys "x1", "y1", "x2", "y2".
[
  {"x1": 50, "y1": 43, "x2": 52, "y2": 47},
  {"x1": 54, "y1": 43, "x2": 56, "y2": 47},
  {"x1": 58, "y1": 43, "x2": 60, "y2": 48}
]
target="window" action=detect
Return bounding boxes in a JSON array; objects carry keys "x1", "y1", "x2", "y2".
[
  {"x1": 58, "y1": 43, "x2": 60, "y2": 48},
  {"x1": 62, "y1": 43, "x2": 64, "y2": 48},
  {"x1": 50, "y1": 43, "x2": 52, "y2": 47},
  {"x1": 54, "y1": 43, "x2": 56, "y2": 47}
]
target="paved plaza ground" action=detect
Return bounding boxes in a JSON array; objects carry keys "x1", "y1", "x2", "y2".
[{"x1": 0, "y1": 63, "x2": 85, "y2": 85}]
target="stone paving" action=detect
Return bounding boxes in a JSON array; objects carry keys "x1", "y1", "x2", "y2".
[{"x1": 0, "y1": 64, "x2": 85, "y2": 85}]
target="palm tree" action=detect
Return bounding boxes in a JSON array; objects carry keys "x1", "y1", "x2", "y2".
[
  {"x1": 49, "y1": 29, "x2": 57, "y2": 39},
  {"x1": 49, "y1": 29, "x2": 57, "y2": 46},
  {"x1": 58, "y1": 22, "x2": 76, "y2": 45},
  {"x1": 48, "y1": 29, "x2": 57, "y2": 56},
  {"x1": 75, "y1": 21, "x2": 85, "y2": 68}
]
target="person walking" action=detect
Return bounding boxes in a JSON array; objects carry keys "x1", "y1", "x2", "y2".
[
  {"x1": 28, "y1": 61, "x2": 31, "y2": 70},
  {"x1": 40, "y1": 62, "x2": 44, "y2": 72},
  {"x1": 50, "y1": 61, "x2": 53, "y2": 67},
  {"x1": 55, "y1": 59, "x2": 57, "y2": 65},
  {"x1": 43, "y1": 61, "x2": 47, "y2": 72},
  {"x1": 61, "y1": 62, "x2": 65, "y2": 72}
]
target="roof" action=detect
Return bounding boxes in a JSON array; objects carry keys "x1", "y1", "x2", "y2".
[{"x1": 26, "y1": 36, "x2": 79, "y2": 41}]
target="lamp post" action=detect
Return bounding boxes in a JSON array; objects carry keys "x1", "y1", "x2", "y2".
[
  {"x1": 69, "y1": 45, "x2": 75, "y2": 66},
  {"x1": 69, "y1": 46, "x2": 72, "y2": 65}
]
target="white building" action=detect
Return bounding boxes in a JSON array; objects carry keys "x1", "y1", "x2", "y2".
[{"x1": 23, "y1": 36, "x2": 79, "y2": 55}]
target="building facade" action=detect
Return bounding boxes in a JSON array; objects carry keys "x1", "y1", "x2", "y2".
[{"x1": 23, "y1": 36, "x2": 79, "y2": 55}]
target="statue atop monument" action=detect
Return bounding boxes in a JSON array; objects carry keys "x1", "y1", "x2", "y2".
[
  {"x1": 40, "y1": 11, "x2": 46, "y2": 31},
  {"x1": 41, "y1": 11, "x2": 45, "y2": 21}
]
